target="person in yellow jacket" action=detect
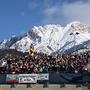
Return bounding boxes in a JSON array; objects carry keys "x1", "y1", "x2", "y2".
[
  {"x1": 29, "y1": 43, "x2": 35, "y2": 58},
  {"x1": 29, "y1": 48, "x2": 34, "y2": 57}
]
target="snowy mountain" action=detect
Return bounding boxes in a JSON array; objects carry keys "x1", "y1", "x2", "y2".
[
  {"x1": 0, "y1": 35, "x2": 19, "y2": 49},
  {"x1": 0, "y1": 21, "x2": 90, "y2": 54}
]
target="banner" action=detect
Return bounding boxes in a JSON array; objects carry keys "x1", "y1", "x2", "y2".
[
  {"x1": 6, "y1": 74, "x2": 19, "y2": 83},
  {"x1": 49, "y1": 73, "x2": 90, "y2": 84},
  {"x1": 19, "y1": 74, "x2": 37, "y2": 83},
  {"x1": 37, "y1": 74, "x2": 49, "y2": 80}
]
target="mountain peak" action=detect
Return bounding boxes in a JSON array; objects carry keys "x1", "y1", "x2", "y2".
[
  {"x1": 11, "y1": 35, "x2": 16, "y2": 38},
  {"x1": 70, "y1": 21, "x2": 81, "y2": 24}
]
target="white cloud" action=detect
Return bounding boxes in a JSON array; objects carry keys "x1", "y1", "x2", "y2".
[
  {"x1": 42, "y1": 0, "x2": 90, "y2": 25},
  {"x1": 42, "y1": 5, "x2": 65, "y2": 24},
  {"x1": 63, "y1": 1, "x2": 90, "y2": 24},
  {"x1": 43, "y1": 6, "x2": 59, "y2": 16}
]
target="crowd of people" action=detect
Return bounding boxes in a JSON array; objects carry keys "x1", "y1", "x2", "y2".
[{"x1": 0, "y1": 49, "x2": 90, "y2": 74}]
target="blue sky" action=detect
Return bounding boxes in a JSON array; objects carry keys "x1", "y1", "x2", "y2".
[{"x1": 0, "y1": 0, "x2": 90, "y2": 40}]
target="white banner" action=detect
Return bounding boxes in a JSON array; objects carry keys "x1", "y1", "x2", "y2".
[
  {"x1": 37, "y1": 74, "x2": 49, "y2": 80},
  {"x1": 19, "y1": 74, "x2": 37, "y2": 83}
]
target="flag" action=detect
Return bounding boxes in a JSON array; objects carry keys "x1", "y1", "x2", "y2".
[{"x1": 0, "y1": 59, "x2": 7, "y2": 67}]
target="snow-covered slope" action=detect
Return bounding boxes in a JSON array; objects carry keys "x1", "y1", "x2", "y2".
[
  {"x1": 0, "y1": 21, "x2": 90, "y2": 54},
  {"x1": 0, "y1": 35, "x2": 19, "y2": 49}
]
